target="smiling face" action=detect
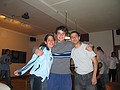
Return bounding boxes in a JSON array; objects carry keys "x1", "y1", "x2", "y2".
[
  {"x1": 45, "y1": 35, "x2": 55, "y2": 49},
  {"x1": 70, "y1": 32, "x2": 80, "y2": 45},
  {"x1": 56, "y1": 30, "x2": 66, "y2": 42}
]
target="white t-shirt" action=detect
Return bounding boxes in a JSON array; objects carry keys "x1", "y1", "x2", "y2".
[
  {"x1": 71, "y1": 43, "x2": 96, "y2": 75},
  {"x1": 108, "y1": 56, "x2": 119, "y2": 69}
]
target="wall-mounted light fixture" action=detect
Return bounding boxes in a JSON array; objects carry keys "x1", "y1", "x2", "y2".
[{"x1": 0, "y1": 14, "x2": 30, "y2": 27}]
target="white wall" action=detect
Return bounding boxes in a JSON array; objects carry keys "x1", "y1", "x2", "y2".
[{"x1": 89, "y1": 30, "x2": 113, "y2": 56}]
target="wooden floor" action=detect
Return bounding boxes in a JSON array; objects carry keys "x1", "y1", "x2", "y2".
[
  {"x1": 2, "y1": 76, "x2": 30, "y2": 90},
  {"x1": 2, "y1": 72, "x2": 120, "y2": 90},
  {"x1": 11, "y1": 79, "x2": 30, "y2": 90}
]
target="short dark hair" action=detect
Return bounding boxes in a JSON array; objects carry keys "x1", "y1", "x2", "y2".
[
  {"x1": 55, "y1": 25, "x2": 68, "y2": 34},
  {"x1": 5, "y1": 49, "x2": 10, "y2": 53},
  {"x1": 96, "y1": 46, "x2": 104, "y2": 53},
  {"x1": 40, "y1": 33, "x2": 55, "y2": 50},
  {"x1": 111, "y1": 51, "x2": 116, "y2": 57},
  {"x1": 44, "y1": 33, "x2": 55, "y2": 41},
  {"x1": 70, "y1": 31, "x2": 80, "y2": 37}
]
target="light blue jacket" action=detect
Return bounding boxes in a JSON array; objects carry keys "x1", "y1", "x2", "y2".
[{"x1": 17, "y1": 46, "x2": 53, "y2": 82}]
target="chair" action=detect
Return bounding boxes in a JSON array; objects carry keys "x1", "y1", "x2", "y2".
[{"x1": 0, "y1": 82, "x2": 10, "y2": 90}]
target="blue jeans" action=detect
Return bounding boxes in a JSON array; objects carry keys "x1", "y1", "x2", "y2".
[
  {"x1": 0, "y1": 70, "x2": 13, "y2": 89},
  {"x1": 48, "y1": 73, "x2": 72, "y2": 90},
  {"x1": 30, "y1": 75, "x2": 48, "y2": 90},
  {"x1": 74, "y1": 72, "x2": 96, "y2": 90},
  {"x1": 100, "y1": 74, "x2": 109, "y2": 90}
]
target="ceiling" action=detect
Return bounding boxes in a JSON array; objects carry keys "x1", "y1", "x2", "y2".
[{"x1": 0, "y1": 0, "x2": 120, "y2": 36}]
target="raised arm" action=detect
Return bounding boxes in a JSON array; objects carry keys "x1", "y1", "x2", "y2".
[
  {"x1": 86, "y1": 44, "x2": 94, "y2": 51},
  {"x1": 14, "y1": 53, "x2": 39, "y2": 76}
]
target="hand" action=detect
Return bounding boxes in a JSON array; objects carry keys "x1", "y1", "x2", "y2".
[
  {"x1": 14, "y1": 71, "x2": 20, "y2": 76},
  {"x1": 86, "y1": 44, "x2": 93, "y2": 51},
  {"x1": 35, "y1": 49, "x2": 44, "y2": 56},
  {"x1": 92, "y1": 76, "x2": 97, "y2": 85}
]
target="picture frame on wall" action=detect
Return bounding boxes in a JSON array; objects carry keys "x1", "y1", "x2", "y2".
[{"x1": 2, "y1": 49, "x2": 26, "y2": 63}]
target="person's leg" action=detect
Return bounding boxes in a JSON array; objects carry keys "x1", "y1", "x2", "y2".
[
  {"x1": 101, "y1": 76, "x2": 105, "y2": 90},
  {"x1": 5, "y1": 70, "x2": 13, "y2": 89},
  {"x1": 61, "y1": 74, "x2": 72, "y2": 90},
  {"x1": 112, "y1": 69, "x2": 117, "y2": 82},
  {"x1": 48, "y1": 73, "x2": 59, "y2": 90},
  {"x1": 100, "y1": 74, "x2": 109, "y2": 90},
  {"x1": 0, "y1": 70, "x2": 6, "y2": 81},
  {"x1": 74, "y1": 73, "x2": 85, "y2": 90},
  {"x1": 104, "y1": 74, "x2": 109, "y2": 84},
  {"x1": 85, "y1": 72, "x2": 96, "y2": 90},
  {"x1": 109, "y1": 69, "x2": 112, "y2": 82},
  {"x1": 48, "y1": 73, "x2": 72, "y2": 90},
  {"x1": 30, "y1": 75, "x2": 42, "y2": 90},
  {"x1": 86, "y1": 85, "x2": 97, "y2": 90},
  {"x1": 41, "y1": 78, "x2": 48, "y2": 90}
]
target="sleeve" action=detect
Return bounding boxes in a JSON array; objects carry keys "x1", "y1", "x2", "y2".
[
  {"x1": 17, "y1": 46, "x2": 45, "y2": 75},
  {"x1": 17, "y1": 53, "x2": 39, "y2": 75},
  {"x1": 85, "y1": 44, "x2": 96, "y2": 59},
  {"x1": 87, "y1": 51, "x2": 96, "y2": 59}
]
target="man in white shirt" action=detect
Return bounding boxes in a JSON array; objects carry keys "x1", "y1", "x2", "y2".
[
  {"x1": 108, "y1": 51, "x2": 119, "y2": 82},
  {"x1": 70, "y1": 31, "x2": 98, "y2": 90}
]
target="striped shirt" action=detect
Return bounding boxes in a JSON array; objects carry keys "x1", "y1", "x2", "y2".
[{"x1": 51, "y1": 41, "x2": 74, "y2": 74}]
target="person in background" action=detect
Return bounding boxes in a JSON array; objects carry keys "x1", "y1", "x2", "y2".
[
  {"x1": 0, "y1": 49, "x2": 13, "y2": 89},
  {"x1": 96, "y1": 46, "x2": 109, "y2": 72},
  {"x1": 35, "y1": 26, "x2": 74, "y2": 90},
  {"x1": 96, "y1": 46, "x2": 109, "y2": 90},
  {"x1": 14, "y1": 33, "x2": 55, "y2": 90},
  {"x1": 70, "y1": 31, "x2": 98, "y2": 90},
  {"x1": 97, "y1": 61, "x2": 108, "y2": 90},
  {"x1": 108, "y1": 51, "x2": 119, "y2": 82},
  {"x1": 96, "y1": 61, "x2": 103, "y2": 88}
]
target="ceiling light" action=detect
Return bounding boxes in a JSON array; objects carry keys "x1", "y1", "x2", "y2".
[
  {"x1": 0, "y1": 15, "x2": 6, "y2": 18},
  {"x1": 0, "y1": 14, "x2": 30, "y2": 27},
  {"x1": 65, "y1": 36, "x2": 70, "y2": 40}
]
